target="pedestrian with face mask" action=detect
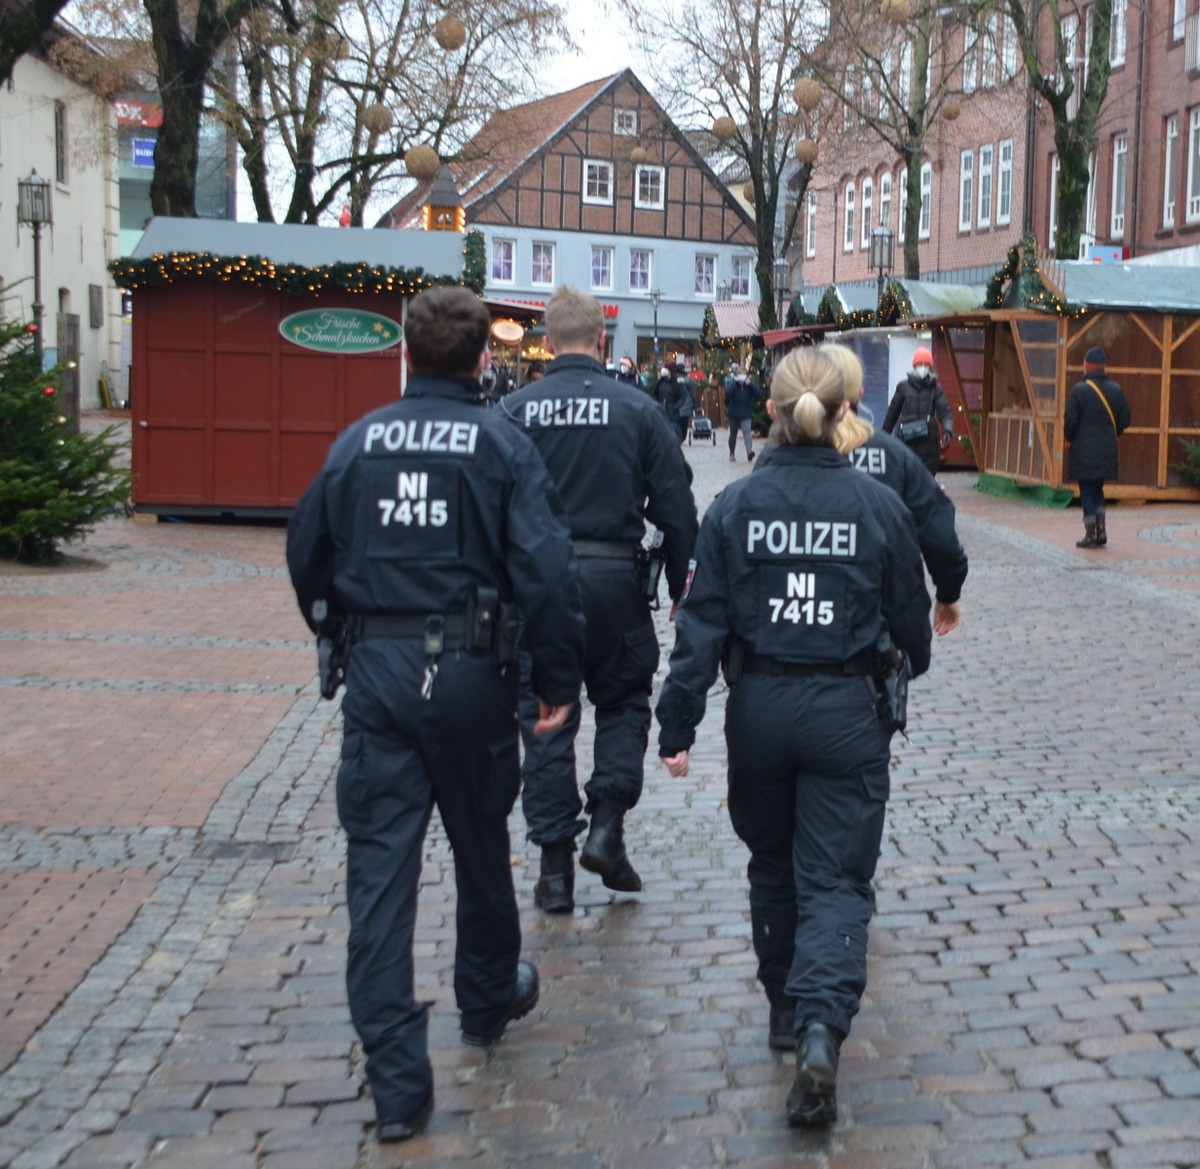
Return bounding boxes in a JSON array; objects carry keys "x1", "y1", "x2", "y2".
[
  {"x1": 882, "y1": 347, "x2": 954, "y2": 476},
  {"x1": 615, "y1": 355, "x2": 640, "y2": 387}
]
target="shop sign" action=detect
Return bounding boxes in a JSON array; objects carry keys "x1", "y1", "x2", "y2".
[{"x1": 280, "y1": 309, "x2": 403, "y2": 354}]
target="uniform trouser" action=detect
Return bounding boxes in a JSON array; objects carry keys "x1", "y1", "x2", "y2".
[
  {"x1": 728, "y1": 416, "x2": 753, "y2": 454},
  {"x1": 1078, "y1": 478, "x2": 1106, "y2": 518},
  {"x1": 725, "y1": 672, "x2": 891, "y2": 1039},
  {"x1": 519, "y1": 560, "x2": 660, "y2": 845},
  {"x1": 337, "y1": 640, "x2": 522, "y2": 1121}
]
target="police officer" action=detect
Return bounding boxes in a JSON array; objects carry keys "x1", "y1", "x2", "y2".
[
  {"x1": 655, "y1": 346, "x2": 931, "y2": 1127},
  {"x1": 286, "y1": 286, "x2": 585, "y2": 1142},
  {"x1": 502, "y1": 286, "x2": 698, "y2": 913}
]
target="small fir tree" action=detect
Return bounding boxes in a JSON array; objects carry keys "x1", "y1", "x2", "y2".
[{"x1": 0, "y1": 322, "x2": 132, "y2": 564}]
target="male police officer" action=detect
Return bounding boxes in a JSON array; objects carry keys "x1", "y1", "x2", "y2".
[
  {"x1": 287, "y1": 286, "x2": 585, "y2": 1142},
  {"x1": 503, "y1": 286, "x2": 698, "y2": 912}
]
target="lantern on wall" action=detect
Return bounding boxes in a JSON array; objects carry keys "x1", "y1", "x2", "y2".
[
  {"x1": 630, "y1": 145, "x2": 648, "y2": 165},
  {"x1": 942, "y1": 98, "x2": 962, "y2": 122},
  {"x1": 793, "y1": 77, "x2": 821, "y2": 111},
  {"x1": 712, "y1": 116, "x2": 736, "y2": 141},
  {"x1": 433, "y1": 15, "x2": 466, "y2": 50},
  {"x1": 363, "y1": 103, "x2": 393, "y2": 136},
  {"x1": 422, "y1": 164, "x2": 465, "y2": 232},
  {"x1": 405, "y1": 144, "x2": 441, "y2": 182},
  {"x1": 795, "y1": 138, "x2": 819, "y2": 164},
  {"x1": 881, "y1": 0, "x2": 911, "y2": 21}
]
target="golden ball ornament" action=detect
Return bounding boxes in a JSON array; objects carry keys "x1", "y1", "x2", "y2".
[
  {"x1": 405, "y1": 144, "x2": 441, "y2": 182},
  {"x1": 712, "y1": 116, "x2": 736, "y2": 141},
  {"x1": 630, "y1": 145, "x2": 648, "y2": 164},
  {"x1": 941, "y1": 98, "x2": 962, "y2": 122},
  {"x1": 793, "y1": 77, "x2": 821, "y2": 111},
  {"x1": 794, "y1": 137, "x2": 819, "y2": 164},
  {"x1": 433, "y1": 15, "x2": 466, "y2": 51},
  {"x1": 881, "y1": 0, "x2": 911, "y2": 22},
  {"x1": 742, "y1": 181, "x2": 756, "y2": 205},
  {"x1": 363, "y1": 103, "x2": 393, "y2": 135}
]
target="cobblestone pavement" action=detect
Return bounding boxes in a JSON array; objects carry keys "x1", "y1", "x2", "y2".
[{"x1": 1, "y1": 416, "x2": 1198, "y2": 1169}]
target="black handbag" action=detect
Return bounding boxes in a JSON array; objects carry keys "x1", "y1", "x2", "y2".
[{"x1": 897, "y1": 418, "x2": 930, "y2": 442}]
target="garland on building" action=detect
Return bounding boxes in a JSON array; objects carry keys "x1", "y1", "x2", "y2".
[
  {"x1": 109, "y1": 230, "x2": 489, "y2": 298},
  {"x1": 984, "y1": 231, "x2": 1065, "y2": 314},
  {"x1": 815, "y1": 286, "x2": 876, "y2": 330},
  {"x1": 877, "y1": 280, "x2": 913, "y2": 325}
]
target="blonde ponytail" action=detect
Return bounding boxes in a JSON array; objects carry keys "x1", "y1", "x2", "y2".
[{"x1": 769, "y1": 347, "x2": 847, "y2": 447}]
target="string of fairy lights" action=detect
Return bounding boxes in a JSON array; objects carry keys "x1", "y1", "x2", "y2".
[{"x1": 109, "y1": 231, "x2": 488, "y2": 298}]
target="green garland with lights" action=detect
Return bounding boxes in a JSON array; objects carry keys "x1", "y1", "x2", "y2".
[
  {"x1": 109, "y1": 230, "x2": 489, "y2": 298},
  {"x1": 984, "y1": 231, "x2": 1065, "y2": 314},
  {"x1": 815, "y1": 286, "x2": 876, "y2": 330}
]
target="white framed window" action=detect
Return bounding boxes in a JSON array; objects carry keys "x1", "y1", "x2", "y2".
[
  {"x1": 861, "y1": 178, "x2": 873, "y2": 247},
  {"x1": 899, "y1": 43, "x2": 912, "y2": 108},
  {"x1": 1111, "y1": 133, "x2": 1127, "y2": 237},
  {"x1": 959, "y1": 151, "x2": 975, "y2": 231},
  {"x1": 1174, "y1": 0, "x2": 1187, "y2": 42},
  {"x1": 490, "y1": 238, "x2": 515, "y2": 284},
  {"x1": 1187, "y1": 108, "x2": 1200, "y2": 223},
  {"x1": 998, "y1": 139, "x2": 1013, "y2": 225},
  {"x1": 898, "y1": 168, "x2": 908, "y2": 243},
  {"x1": 919, "y1": 163, "x2": 932, "y2": 238},
  {"x1": 1165, "y1": 114, "x2": 1179, "y2": 228},
  {"x1": 629, "y1": 248, "x2": 652, "y2": 292},
  {"x1": 805, "y1": 193, "x2": 818, "y2": 258},
  {"x1": 731, "y1": 255, "x2": 752, "y2": 297},
  {"x1": 963, "y1": 27, "x2": 978, "y2": 93},
  {"x1": 591, "y1": 245, "x2": 614, "y2": 291},
  {"x1": 879, "y1": 172, "x2": 892, "y2": 230},
  {"x1": 1049, "y1": 155, "x2": 1060, "y2": 244},
  {"x1": 532, "y1": 241, "x2": 555, "y2": 286},
  {"x1": 583, "y1": 160, "x2": 613, "y2": 205},
  {"x1": 1110, "y1": 0, "x2": 1127, "y2": 67},
  {"x1": 1002, "y1": 14, "x2": 1018, "y2": 80},
  {"x1": 635, "y1": 165, "x2": 665, "y2": 209},
  {"x1": 1086, "y1": 150, "x2": 1098, "y2": 237},
  {"x1": 694, "y1": 254, "x2": 715, "y2": 297},
  {"x1": 55, "y1": 102, "x2": 69, "y2": 184},
  {"x1": 981, "y1": 16, "x2": 998, "y2": 88},
  {"x1": 1062, "y1": 13, "x2": 1079, "y2": 117},
  {"x1": 843, "y1": 181, "x2": 855, "y2": 252},
  {"x1": 843, "y1": 64, "x2": 856, "y2": 129},
  {"x1": 978, "y1": 144, "x2": 993, "y2": 227},
  {"x1": 614, "y1": 109, "x2": 638, "y2": 136}
]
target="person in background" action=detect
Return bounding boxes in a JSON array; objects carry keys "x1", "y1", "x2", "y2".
[
  {"x1": 656, "y1": 345, "x2": 930, "y2": 1128},
  {"x1": 882, "y1": 346, "x2": 954, "y2": 476},
  {"x1": 615, "y1": 355, "x2": 640, "y2": 387},
  {"x1": 725, "y1": 362, "x2": 762, "y2": 463},
  {"x1": 286, "y1": 286, "x2": 585, "y2": 1143},
  {"x1": 669, "y1": 362, "x2": 698, "y2": 444},
  {"x1": 1064, "y1": 346, "x2": 1130, "y2": 549}
]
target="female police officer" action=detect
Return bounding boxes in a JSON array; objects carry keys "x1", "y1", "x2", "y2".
[{"x1": 655, "y1": 346, "x2": 932, "y2": 1127}]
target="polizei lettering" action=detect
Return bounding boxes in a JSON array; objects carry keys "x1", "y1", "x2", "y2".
[
  {"x1": 362, "y1": 419, "x2": 478, "y2": 455},
  {"x1": 848, "y1": 446, "x2": 887, "y2": 475},
  {"x1": 523, "y1": 397, "x2": 611, "y2": 428},
  {"x1": 746, "y1": 519, "x2": 858, "y2": 557}
]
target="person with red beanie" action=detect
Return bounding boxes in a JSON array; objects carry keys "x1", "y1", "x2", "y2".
[
  {"x1": 1064, "y1": 346, "x2": 1130, "y2": 548},
  {"x1": 882, "y1": 345, "x2": 954, "y2": 475}
]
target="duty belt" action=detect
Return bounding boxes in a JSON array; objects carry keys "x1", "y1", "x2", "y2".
[
  {"x1": 572, "y1": 539, "x2": 637, "y2": 560},
  {"x1": 740, "y1": 648, "x2": 873, "y2": 677},
  {"x1": 351, "y1": 613, "x2": 469, "y2": 640}
]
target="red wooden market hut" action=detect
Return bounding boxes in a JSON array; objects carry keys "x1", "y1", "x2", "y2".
[{"x1": 112, "y1": 218, "x2": 496, "y2": 516}]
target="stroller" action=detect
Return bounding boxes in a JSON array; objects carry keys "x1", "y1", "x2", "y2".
[{"x1": 688, "y1": 408, "x2": 716, "y2": 445}]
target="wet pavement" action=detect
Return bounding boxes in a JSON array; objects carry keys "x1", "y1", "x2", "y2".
[{"x1": 1, "y1": 414, "x2": 1198, "y2": 1169}]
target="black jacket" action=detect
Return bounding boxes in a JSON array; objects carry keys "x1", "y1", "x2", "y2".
[
  {"x1": 1064, "y1": 372, "x2": 1130, "y2": 482},
  {"x1": 656, "y1": 444, "x2": 931, "y2": 753},
  {"x1": 501, "y1": 354, "x2": 699, "y2": 600},
  {"x1": 883, "y1": 371, "x2": 954, "y2": 460},
  {"x1": 286, "y1": 374, "x2": 586, "y2": 705}
]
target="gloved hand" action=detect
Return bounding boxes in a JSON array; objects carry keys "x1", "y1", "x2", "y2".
[{"x1": 940, "y1": 431, "x2": 952, "y2": 450}]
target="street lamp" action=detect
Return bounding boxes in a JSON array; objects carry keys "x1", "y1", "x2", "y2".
[
  {"x1": 717, "y1": 279, "x2": 730, "y2": 302},
  {"x1": 869, "y1": 225, "x2": 895, "y2": 325},
  {"x1": 650, "y1": 287, "x2": 661, "y2": 358},
  {"x1": 17, "y1": 170, "x2": 52, "y2": 370},
  {"x1": 773, "y1": 257, "x2": 790, "y2": 328}
]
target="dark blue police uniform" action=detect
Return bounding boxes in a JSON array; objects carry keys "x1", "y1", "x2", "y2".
[
  {"x1": 501, "y1": 355, "x2": 697, "y2": 875},
  {"x1": 287, "y1": 374, "x2": 585, "y2": 1127},
  {"x1": 656, "y1": 445, "x2": 931, "y2": 1041}
]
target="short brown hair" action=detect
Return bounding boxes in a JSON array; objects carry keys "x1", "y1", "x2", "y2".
[
  {"x1": 405, "y1": 286, "x2": 490, "y2": 378},
  {"x1": 545, "y1": 286, "x2": 604, "y2": 351}
]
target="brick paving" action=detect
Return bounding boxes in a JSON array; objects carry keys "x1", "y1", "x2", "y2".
[{"x1": 1, "y1": 416, "x2": 1198, "y2": 1168}]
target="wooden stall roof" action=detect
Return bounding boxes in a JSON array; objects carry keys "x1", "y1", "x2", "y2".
[
  {"x1": 130, "y1": 216, "x2": 465, "y2": 279},
  {"x1": 1056, "y1": 261, "x2": 1200, "y2": 313}
]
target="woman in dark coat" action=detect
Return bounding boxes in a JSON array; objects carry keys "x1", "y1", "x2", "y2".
[
  {"x1": 882, "y1": 346, "x2": 954, "y2": 475},
  {"x1": 1064, "y1": 346, "x2": 1131, "y2": 548}
]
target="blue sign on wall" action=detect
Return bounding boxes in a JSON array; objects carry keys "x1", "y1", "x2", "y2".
[{"x1": 132, "y1": 138, "x2": 156, "y2": 169}]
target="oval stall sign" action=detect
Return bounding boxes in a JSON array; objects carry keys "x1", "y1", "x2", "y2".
[{"x1": 280, "y1": 308, "x2": 403, "y2": 354}]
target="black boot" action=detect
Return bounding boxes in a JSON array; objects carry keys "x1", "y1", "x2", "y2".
[
  {"x1": 1076, "y1": 517, "x2": 1100, "y2": 548},
  {"x1": 579, "y1": 801, "x2": 642, "y2": 892},
  {"x1": 1095, "y1": 508, "x2": 1108, "y2": 547},
  {"x1": 534, "y1": 842, "x2": 575, "y2": 914},
  {"x1": 786, "y1": 1022, "x2": 841, "y2": 1126}
]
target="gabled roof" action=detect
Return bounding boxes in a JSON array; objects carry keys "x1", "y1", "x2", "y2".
[
  {"x1": 1059, "y1": 261, "x2": 1200, "y2": 313},
  {"x1": 380, "y1": 74, "x2": 617, "y2": 229}
]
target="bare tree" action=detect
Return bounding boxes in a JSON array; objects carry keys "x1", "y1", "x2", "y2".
[
  {"x1": 616, "y1": 0, "x2": 822, "y2": 329},
  {"x1": 1006, "y1": 0, "x2": 1114, "y2": 260},
  {"x1": 0, "y1": 0, "x2": 73, "y2": 85}
]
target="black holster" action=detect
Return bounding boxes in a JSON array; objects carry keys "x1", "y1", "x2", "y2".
[
  {"x1": 311, "y1": 599, "x2": 347, "y2": 701},
  {"x1": 636, "y1": 531, "x2": 667, "y2": 608},
  {"x1": 871, "y1": 631, "x2": 909, "y2": 735}
]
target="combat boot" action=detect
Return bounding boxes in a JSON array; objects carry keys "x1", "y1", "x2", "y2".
[
  {"x1": 786, "y1": 1022, "x2": 841, "y2": 1126},
  {"x1": 534, "y1": 842, "x2": 575, "y2": 914},
  {"x1": 579, "y1": 801, "x2": 642, "y2": 892},
  {"x1": 1076, "y1": 517, "x2": 1100, "y2": 548},
  {"x1": 1095, "y1": 508, "x2": 1108, "y2": 546}
]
